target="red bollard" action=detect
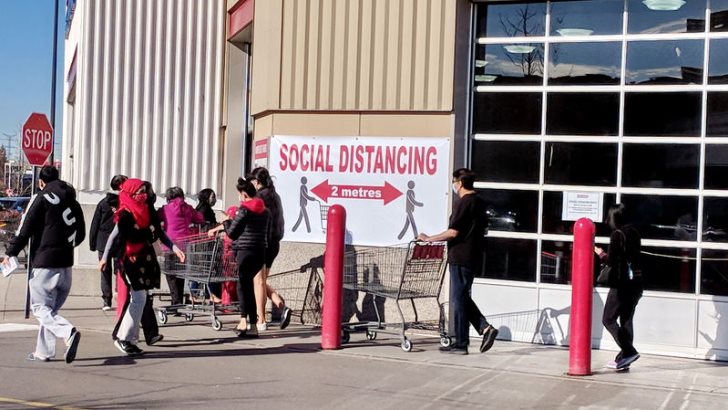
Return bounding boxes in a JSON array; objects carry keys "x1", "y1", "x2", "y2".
[
  {"x1": 568, "y1": 217, "x2": 595, "y2": 376},
  {"x1": 321, "y1": 205, "x2": 346, "y2": 350}
]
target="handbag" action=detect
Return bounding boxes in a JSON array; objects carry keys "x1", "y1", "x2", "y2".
[{"x1": 596, "y1": 230, "x2": 627, "y2": 286}]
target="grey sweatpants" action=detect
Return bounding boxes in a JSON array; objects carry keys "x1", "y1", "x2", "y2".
[{"x1": 28, "y1": 267, "x2": 74, "y2": 359}]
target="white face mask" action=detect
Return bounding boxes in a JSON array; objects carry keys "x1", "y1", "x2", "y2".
[{"x1": 452, "y1": 182, "x2": 459, "y2": 195}]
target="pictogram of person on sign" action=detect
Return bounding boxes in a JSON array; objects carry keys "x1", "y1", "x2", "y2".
[
  {"x1": 397, "y1": 180, "x2": 424, "y2": 240},
  {"x1": 292, "y1": 176, "x2": 318, "y2": 233}
]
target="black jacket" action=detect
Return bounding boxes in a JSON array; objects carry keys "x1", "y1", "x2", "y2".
[
  {"x1": 89, "y1": 193, "x2": 119, "y2": 252},
  {"x1": 223, "y1": 199, "x2": 270, "y2": 252},
  {"x1": 195, "y1": 202, "x2": 217, "y2": 228},
  {"x1": 7, "y1": 180, "x2": 86, "y2": 268},
  {"x1": 258, "y1": 187, "x2": 285, "y2": 242}
]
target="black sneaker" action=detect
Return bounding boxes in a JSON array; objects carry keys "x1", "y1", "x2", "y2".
[
  {"x1": 147, "y1": 334, "x2": 164, "y2": 346},
  {"x1": 65, "y1": 329, "x2": 81, "y2": 364},
  {"x1": 114, "y1": 339, "x2": 144, "y2": 356},
  {"x1": 479, "y1": 325, "x2": 498, "y2": 353},
  {"x1": 439, "y1": 346, "x2": 468, "y2": 355},
  {"x1": 280, "y1": 307, "x2": 292, "y2": 330}
]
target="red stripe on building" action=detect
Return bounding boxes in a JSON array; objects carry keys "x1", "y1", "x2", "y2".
[{"x1": 228, "y1": 0, "x2": 254, "y2": 39}]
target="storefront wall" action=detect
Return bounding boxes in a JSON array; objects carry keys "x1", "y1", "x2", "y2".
[{"x1": 468, "y1": 0, "x2": 728, "y2": 359}]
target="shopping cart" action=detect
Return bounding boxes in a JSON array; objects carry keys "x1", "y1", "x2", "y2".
[
  {"x1": 267, "y1": 265, "x2": 323, "y2": 326},
  {"x1": 341, "y1": 240, "x2": 448, "y2": 352},
  {"x1": 318, "y1": 202, "x2": 330, "y2": 232},
  {"x1": 540, "y1": 251, "x2": 562, "y2": 283},
  {"x1": 157, "y1": 234, "x2": 239, "y2": 330}
]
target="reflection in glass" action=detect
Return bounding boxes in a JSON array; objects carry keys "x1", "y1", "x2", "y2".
[
  {"x1": 544, "y1": 142, "x2": 618, "y2": 186},
  {"x1": 702, "y1": 198, "x2": 728, "y2": 243},
  {"x1": 477, "y1": 2, "x2": 547, "y2": 38},
  {"x1": 710, "y1": 0, "x2": 728, "y2": 32},
  {"x1": 624, "y1": 92, "x2": 702, "y2": 136},
  {"x1": 640, "y1": 246, "x2": 695, "y2": 293},
  {"x1": 480, "y1": 238, "x2": 536, "y2": 282},
  {"x1": 542, "y1": 192, "x2": 617, "y2": 236},
  {"x1": 472, "y1": 92, "x2": 542, "y2": 134},
  {"x1": 476, "y1": 44, "x2": 544, "y2": 85},
  {"x1": 626, "y1": 40, "x2": 704, "y2": 85},
  {"x1": 707, "y1": 93, "x2": 728, "y2": 137},
  {"x1": 540, "y1": 240, "x2": 574, "y2": 285},
  {"x1": 628, "y1": 0, "x2": 707, "y2": 33},
  {"x1": 705, "y1": 145, "x2": 728, "y2": 189},
  {"x1": 620, "y1": 194, "x2": 698, "y2": 241},
  {"x1": 471, "y1": 141, "x2": 541, "y2": 184},
  {"x1": 701, "y1": 250, "x2": 728, "y2": 295},
  {"x1": 476, "y1": 189, "x2": 538, "y2": 233},
  {"x1": 547, "y1": 93, "x2": 620, "y2": 135},
  {"x1": 622, "y1": 144, "x2": 700, "y2": 189},
  {"x1": 550, "y1": 0, "x2": 624, "y2": 36},
  {"x1": 709, "y1": 39, "x2": 728, "y2": 84},
  {"x1": 549, "y1": 42, "x2": 621, "y2": 85}
]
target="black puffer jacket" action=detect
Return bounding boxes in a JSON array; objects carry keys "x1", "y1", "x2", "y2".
[
  {"x1": 89, "y1": 193, "x2": 119, "y2": 252},
  {"x1": 258, "y1": 187, "x2": 285, "y2": 242},
  {"x1": 7, "y1": 180, "x2": 86, "y2": 268},
  {"x1": 223, "y1": 198, "x2": 270, "y2": 252}
]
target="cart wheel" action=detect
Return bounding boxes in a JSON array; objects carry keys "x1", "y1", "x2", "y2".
[
  {"x1": 439, "y1": 336, "x2": 452, "y2": 348},
  {"x1": 366, "y1": 330, "x2": 377, "y2": 340},
  {"x1": 157, "y1": 311, "x2": 168, "y2": 324},
  {"x1": 184, "y1": 313, "x2": 194, "y2": 322},
  {"x1": 342, "y1": 331, "x2": 350, "y2": 344},
  {"x1": 401, "y1": 338, "x2": 413, "y2": 352},
  {"x1": 212, "y1": 319, "x2": 223, "y2": 331}
]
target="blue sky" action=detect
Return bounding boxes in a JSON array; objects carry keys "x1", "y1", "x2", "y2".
[{"x1": 0, "y1": 0, "x2": 64, "y2": 162}]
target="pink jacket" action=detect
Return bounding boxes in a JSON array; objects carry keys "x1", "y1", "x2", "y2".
[{"x1": 158, "y1": 198, "x2": 205, "y2": 242}]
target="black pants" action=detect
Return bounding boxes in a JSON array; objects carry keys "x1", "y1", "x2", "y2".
[
  {"x1": 141, "y1": 294, "x2": 160, "y2": 344},
  {"x1": 98, "y1": 251, "x2": 113, "y2": 306},
  {"x1": 450, "y1": 264, "x2": 490, "y2": 348},
  {"x1": 602, "y1": 286, "x2": 642, "y2": 358},
  {"x1": 236, "y1": 249, "x2": 264, "y2": 323},
  {"x1": 166, "y1": 275, "x2": 186, "y2": 305}
]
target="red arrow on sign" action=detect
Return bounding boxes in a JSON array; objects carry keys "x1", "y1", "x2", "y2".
[{"x1": 311, "y1": 179, "x2": 403, "y2": 205}]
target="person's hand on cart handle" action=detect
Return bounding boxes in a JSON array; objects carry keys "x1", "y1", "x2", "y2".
[
  {"x1": 417, "y1": 233, "x2": 431, "y2": 242},
  {"x1": 207, "y1": 224, "x2": 224, "y2": 238},
  {"x1": 173, "y1": 245, "x2": 186, "y2": 263}
]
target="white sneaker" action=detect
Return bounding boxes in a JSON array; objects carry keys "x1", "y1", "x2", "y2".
[
  {"x1": 257, "y1": 323, "x2": 267, "y2": 331},
  {"x1": 102, "y1": 305, "x2": 112, "y2": 312}
]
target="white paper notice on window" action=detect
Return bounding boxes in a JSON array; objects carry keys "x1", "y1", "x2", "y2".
[
  {"x1": 1, "y1": 257, "x2": 18, "y2": 278},
  {"x1": 562, "y1": 192, "x2": 603, "y2": 222}
]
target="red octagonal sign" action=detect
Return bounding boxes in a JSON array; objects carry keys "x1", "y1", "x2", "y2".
[{"x1": 22, "y1": 113, "x2": 54, "y2": 166}]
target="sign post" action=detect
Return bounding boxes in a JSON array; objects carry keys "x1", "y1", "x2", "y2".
[{"x1": 21, "y1": 113, "x2": 54, "y2": 319}]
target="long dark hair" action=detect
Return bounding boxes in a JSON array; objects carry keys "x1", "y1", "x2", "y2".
[
  {"x1": 197, "y1": 188, "x2": 215, "y2": 206},
  {"x1": 248, "y1": 167, "x2": 275, "y2": 191},
  {"x1": 606, "y1": 203, "x2": 627, "y2": 231}
]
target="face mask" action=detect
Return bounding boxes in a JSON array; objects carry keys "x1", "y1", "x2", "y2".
[
  {"x1": 134, "y1": 193, "x2": 148, "y2": 204},
  {"x1": 452, "y1": 184, "x2": 458, "y2": 195}
]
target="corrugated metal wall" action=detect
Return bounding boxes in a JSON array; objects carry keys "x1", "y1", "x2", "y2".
[
  {"x1": 72, "y1": 0, "x2": 225, "y2": 194},
  {"x1": 254, "y1": 0, "x2": 457, "y2": 114}
]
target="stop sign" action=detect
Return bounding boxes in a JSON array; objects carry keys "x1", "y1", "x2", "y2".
[{"x1": 22, "y1": 113, "x2": 54, "y2": 166}]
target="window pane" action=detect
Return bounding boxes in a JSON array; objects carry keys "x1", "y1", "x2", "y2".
[
  {"x1": 709, "y1": 39, "x2": 728, "y2": 84},
  {"x1": 641, "y1": 246, "x2": 696, "y2": 293},
  {"x1": 628, "y1": 0, "x2": 707, "y2": 34},
  {"x1": 472, "y1": 92, "x2": 542, "y2": 134},
  {"x1": 480, "y1": 238, "x2": 536, "y2": 282},
  {"x1": 702, "y1": 197, "x2": 728, "y2": 242},
  {"x1": 622, "y1": 144, "x2": 700, "y2": 189},
  {"x1": 544, "y1": 143, "x2": 617, "y2": 185},
  {"x1": 626, "y1": 40, "x2": 704, "y2": 85},
  {"x1": 471, "y1": 141, "x2": 541, "y2": 184},
  {"x1": 475, "y1": 44, "x2": 544, "y2": 85},
  {"x1": 705, "y1": 144, "x2": 728, "y2": 188},
  {"x1": 550, "y1": 0, "x2": 624, "y2": 36},
  {"x1": 477, "y1": 189, "x2": 538, "y2": 233},
  {"x1": 542, "y1": 191, "x2": 617, "y2": 236},
  {"x1": 624, "y1": 92, "x2": 702, "y2": 136},
  {"x1": 621, "y1": 194, "x2": 698, "y2": 241},
  {"x1": 548, "y1": 42, "x2": 621, "y2": 85},
  {"x1": 540, "y1": 241, "x2": 573, "y2": 285},
  {"x1": 546, "y1": 93, "x2": 620, "y2": 135},
  {"x1": 707, "y1": 92, "x2": 728, "y2": 137},
  {"x1": 701, "y1": 250, "x2": 728, "y2": 296},
  {"x1": 477, "y1": 2, "x2": 547, "y2": 38},
  {"x1": 710, "y1": 0, "x2": 728, "y2": 32}
]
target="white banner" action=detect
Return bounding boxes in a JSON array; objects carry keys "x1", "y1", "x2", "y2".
[{"x1": 269, "y1": 135, "x2": 451, "y2": 246}]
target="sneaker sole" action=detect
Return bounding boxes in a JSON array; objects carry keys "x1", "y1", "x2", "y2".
[
  {"x1": 65, "y1": 331, "x2": 81, "y2": 364},
  {"x1": 480, "y1": 328, "x2": 499, "y2": 353},
  {"x1": 280, "y1": 308, "x2": 292, "y2": 330}
]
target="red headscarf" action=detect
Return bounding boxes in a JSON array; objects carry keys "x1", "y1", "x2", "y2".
[{"x1": 115, "y1": 178, "x2": 150, "y2": 229}]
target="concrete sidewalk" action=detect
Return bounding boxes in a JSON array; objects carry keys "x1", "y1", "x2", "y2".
[{"x1": 1, "y1": 273, "x2": 728, "y2": 409}]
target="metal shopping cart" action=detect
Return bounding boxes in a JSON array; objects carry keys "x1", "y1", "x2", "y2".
[
  {"x1": 341, "y1": 241, "x2": 448, "y2": 352},
  {"x1": 157, "y1": 234, "x2": 239, "y2": 330},
  {"x1": 267, "y1": 265, "x2": 324, "y2": 326}
]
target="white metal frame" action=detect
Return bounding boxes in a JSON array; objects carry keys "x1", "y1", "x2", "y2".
[{"x1": 470, "y1": 0, "x2": 728, "y2": 297}]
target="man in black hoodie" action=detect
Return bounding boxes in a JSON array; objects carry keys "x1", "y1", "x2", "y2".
[
  {"x1": 3, "y1": 166, "x2": 86, "y2": 363},
  {"x1": 89, "y1": 175, "x2": 127, "y2": 310}
]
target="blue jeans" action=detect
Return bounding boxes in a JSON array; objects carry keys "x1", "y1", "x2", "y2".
[{"x1": 449, "y1": 264, "x2": 489, "y2": 348}]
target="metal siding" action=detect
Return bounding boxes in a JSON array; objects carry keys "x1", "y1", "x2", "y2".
[
  {"x1": 70, "y1": 0, "x2": 225, "y2": 198},
  {"x1": 274, "y1": 0, "x2": 455, "y2": 112}
]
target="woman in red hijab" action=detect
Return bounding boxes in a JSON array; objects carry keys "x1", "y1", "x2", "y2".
[{"x1": 100, "y1": 178, "x2": 184, "y2": 356}]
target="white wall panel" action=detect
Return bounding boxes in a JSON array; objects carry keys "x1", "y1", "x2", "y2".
[{"x1": 66, "y1": 0, "x2": 225, "y2": 200}]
